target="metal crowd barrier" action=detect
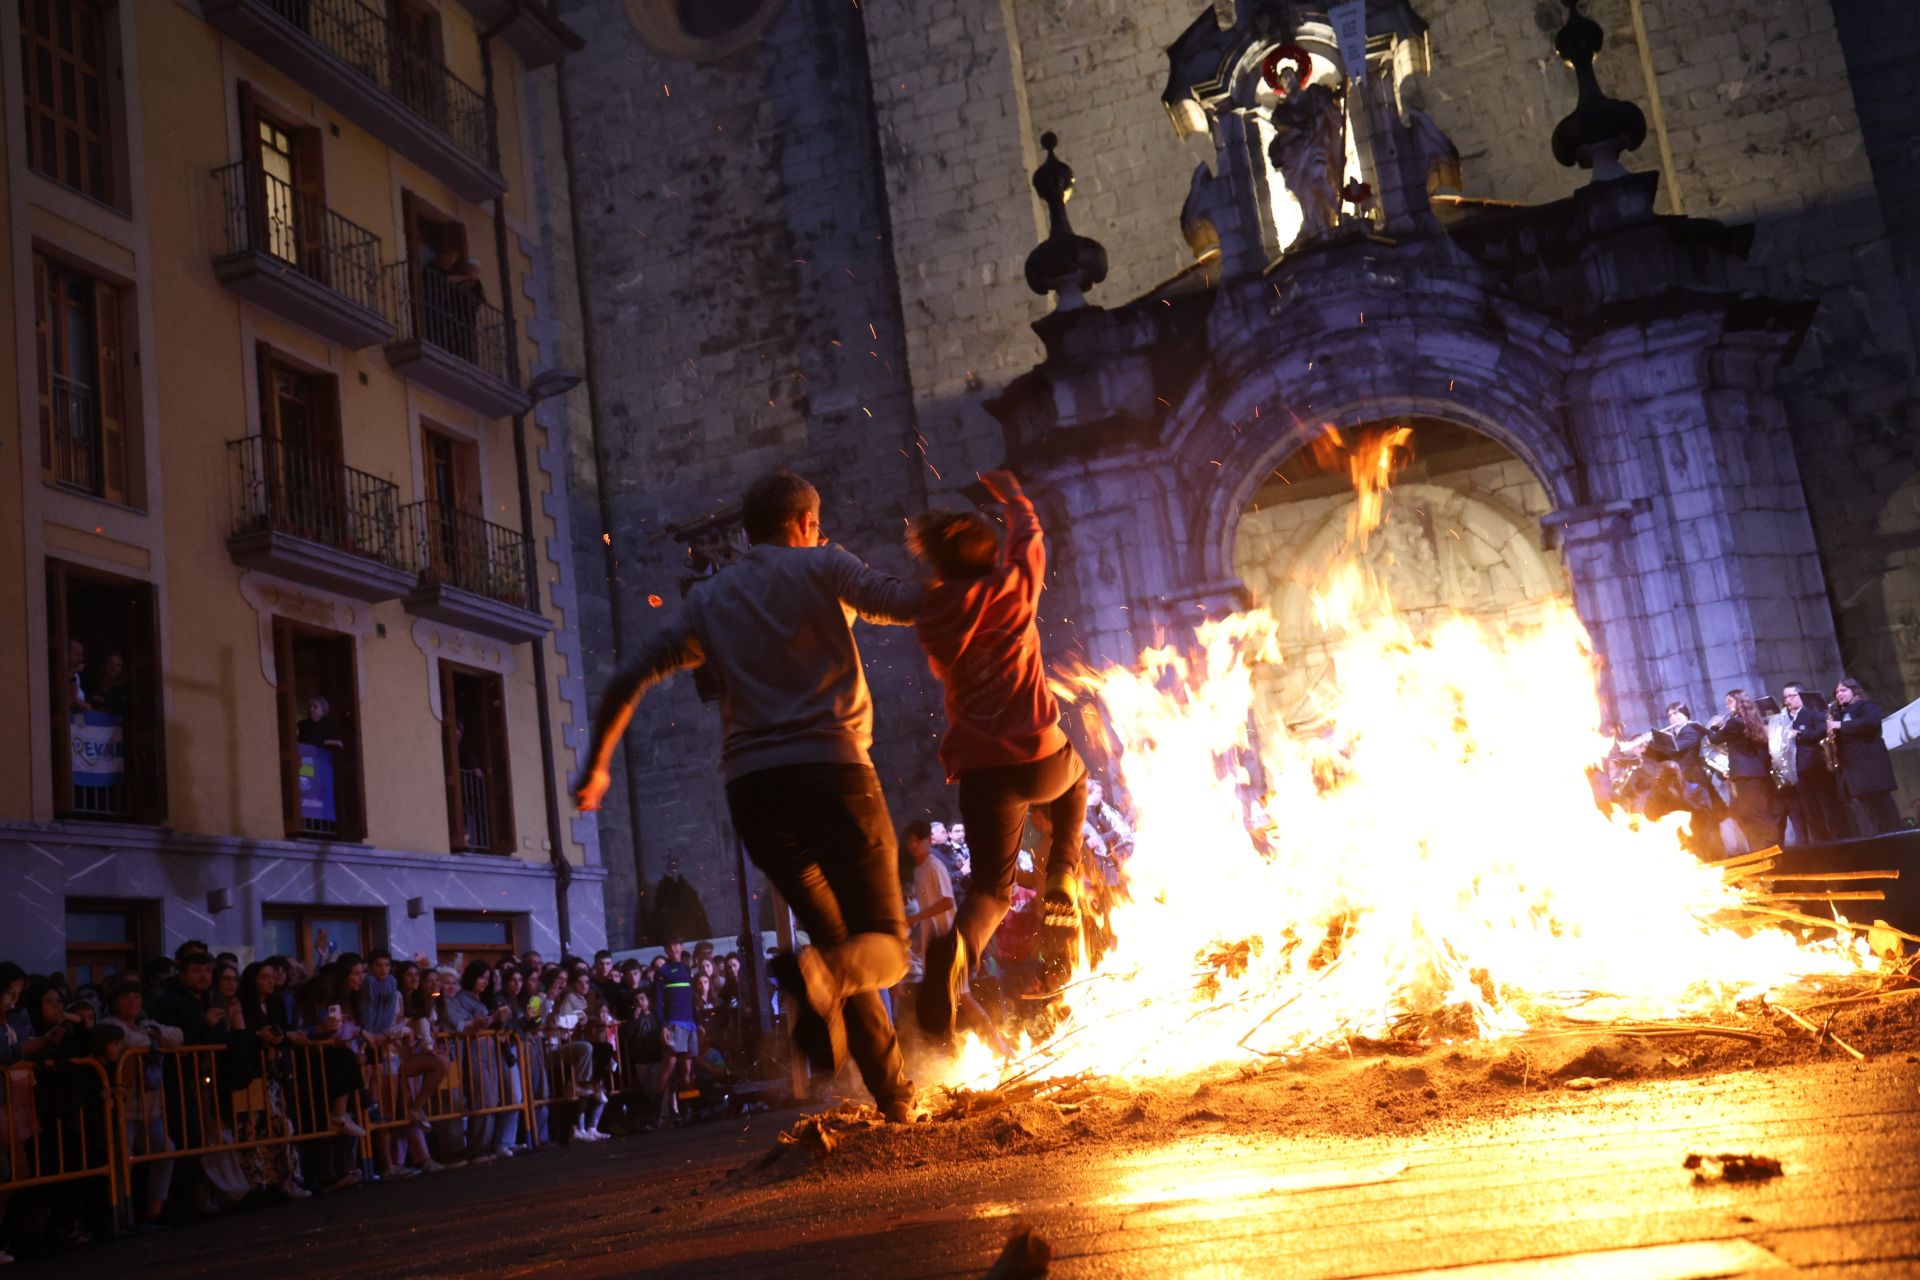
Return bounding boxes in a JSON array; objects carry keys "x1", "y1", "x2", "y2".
[{"x1": 0, "y1": 1058, "x2": 120, "y2": 1204}]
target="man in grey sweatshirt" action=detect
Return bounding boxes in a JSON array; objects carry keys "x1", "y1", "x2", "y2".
[{"x1": 575, "y1": 471, "x2": 920, "y2": 1119}]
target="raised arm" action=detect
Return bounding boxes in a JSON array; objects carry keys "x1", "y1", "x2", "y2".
[
  {"x1": 575, "y1": 614, "x2": 704, "y2": 810},
  {"x1": 982, "y1": 470, "x2": 1045, "y2": 600},
  {"x1": 823, "y1": 545, "x2": 924, "y2": 625}
]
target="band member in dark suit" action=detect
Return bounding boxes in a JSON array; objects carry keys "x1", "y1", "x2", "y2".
[
  {"x1": 1782, "y1": 681, "x2": 1849, "y2": 843},
  {"x1": 1707, "y1": 689, "x2": 1780, "y2": 850},
  {"x1": 1830, "y1": 678, "x2": 1904, "y2": 836},
  {"x1": 1621, "y1": 701, "x2": 1725, "y2": 856}
]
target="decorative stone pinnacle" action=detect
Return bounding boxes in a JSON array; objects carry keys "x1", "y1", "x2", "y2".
[
  {"x1": 1550, "y1": 0, "x2": 1647, "y2": 182},
  {"x1": 1024, "y1": 131, "x2": 1109, "y2": 311}
]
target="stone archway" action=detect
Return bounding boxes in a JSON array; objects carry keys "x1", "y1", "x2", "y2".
[{"x1": 1234, "y1": 464, "x2": 1573, "y2": 736}]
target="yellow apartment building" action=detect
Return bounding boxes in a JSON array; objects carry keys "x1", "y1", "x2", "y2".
[{"x1": 0, "y1": 0, "x2": 608, "y2": 977}]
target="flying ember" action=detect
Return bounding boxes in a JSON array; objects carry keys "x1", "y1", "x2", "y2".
[{"x1": 945, "y1": 429, "x2": 1872, "y2": 1089}]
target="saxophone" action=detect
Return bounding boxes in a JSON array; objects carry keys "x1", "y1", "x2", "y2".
[{"x1": 1821, "y1": 700, "x2": 1842, "y2": 772}]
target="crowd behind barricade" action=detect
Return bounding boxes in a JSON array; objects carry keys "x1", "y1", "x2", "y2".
[{"x1": 0, "y1": 937, "x2": 766, "y2": 1264}]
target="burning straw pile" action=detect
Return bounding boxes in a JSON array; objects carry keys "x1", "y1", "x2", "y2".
[{"x1": 940, "y1": 431, "x2": 1910, "y2": 1095}]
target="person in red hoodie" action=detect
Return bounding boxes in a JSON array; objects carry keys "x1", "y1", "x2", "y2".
[{"x1": 909, "y1": 469, "x2": 1088, "y2": 1038}]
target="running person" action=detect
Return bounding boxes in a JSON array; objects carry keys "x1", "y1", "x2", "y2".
[
  {"x1": 576, "y1": 471, "x2": 920, "y2": 1120},
  {"x1": 907, "y1": 470, "x2": 1088, "y2": 1038}
]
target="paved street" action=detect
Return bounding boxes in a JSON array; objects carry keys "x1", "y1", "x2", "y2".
[{"x1": 17, "y1": 1056, "x2": 1919, "y2": 1279}]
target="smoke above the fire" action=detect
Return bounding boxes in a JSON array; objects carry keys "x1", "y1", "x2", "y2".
[{"x1": 944, "y1": 428, "x2": 1870, "y2": 1088}]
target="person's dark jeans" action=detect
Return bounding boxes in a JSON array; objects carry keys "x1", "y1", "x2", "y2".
[
  {"x1": 727, "y1": 762, "x2": 911, "y2": 1107},
  {"x1": 954, "y1": 742, "x2": 1088, "y2": 962}
]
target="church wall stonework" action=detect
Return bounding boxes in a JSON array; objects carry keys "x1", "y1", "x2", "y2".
[{"x1": 559, "y1": 0, "x2": 1920, "y2": 943}]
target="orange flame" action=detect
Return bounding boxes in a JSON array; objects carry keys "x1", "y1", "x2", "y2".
[{"x1": 944, "y1": 428, "x2": 1870, "y2": 1088}]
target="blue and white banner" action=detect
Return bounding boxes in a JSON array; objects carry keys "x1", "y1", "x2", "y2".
[
  {"x1": 298, "y1": 743, "x2": 337, "y2": 821},
  {"x1": 70, "y1": 711, "x2": 124, "y2": 787}
]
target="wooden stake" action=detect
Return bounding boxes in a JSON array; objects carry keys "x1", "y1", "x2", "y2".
[
  {"x1": 1757, "y1": 870, "x2": 1900, "y2": 883},
  {"x1": 1753, "y1": 891, "x2": 1887, "y2": 903}
]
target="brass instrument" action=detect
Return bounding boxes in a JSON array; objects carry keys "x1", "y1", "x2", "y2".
[{"x1": 1821, "y1": 699, "x2": 1841, "y2": 772}]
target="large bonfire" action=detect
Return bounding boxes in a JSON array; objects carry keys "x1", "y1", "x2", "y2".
[{"x1": 945, "y1": 428, "x2": 1877, "y2": 1089}]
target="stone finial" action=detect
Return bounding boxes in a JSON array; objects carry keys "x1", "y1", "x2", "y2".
[
  {"x1": 1549, "y1": 0, "x2": 1647, "y2": 182},
  {"x1": 1023, "y1": 132, "x2": 1109, "y2": 311}
]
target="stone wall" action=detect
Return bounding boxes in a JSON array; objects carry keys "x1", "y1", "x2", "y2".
[{"x1": 555, "y1": 0, "x2": 944, "y2": 945}]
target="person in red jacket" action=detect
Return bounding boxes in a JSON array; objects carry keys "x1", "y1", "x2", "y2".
[{"x1": 908, "y1": 469, "x2": 1088, "y2": 1038}]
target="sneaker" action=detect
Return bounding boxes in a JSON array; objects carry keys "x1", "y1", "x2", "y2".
[
  {"x1": 916, "y1": 930, "x2": 966, "y2": 1038},
  {"x1": 381, "y1": 1164, "x2": 421, "y2": 1179},
  {"x1": 769, "y1": 950, "x2": 845, "y2": 1073},
  {"x1": 334, "y1": 1115, "x2": 369, "y2": 1139},
  {"x1": 491, "y1": 1145, "x2": 517, "y2": 1159},
  {"x1": 1043, "y1": 869, "x2": 1081, "y2": 930},
  {"x1": 880, "y1": 1097, "x2": 924, "y2": 1125},
  {"x1": 322, "y1": 1169, "x2": 362, "y2": 1193}
]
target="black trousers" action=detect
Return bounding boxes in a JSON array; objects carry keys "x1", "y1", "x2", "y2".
[
  {"x1": 955, "y1": 742, "x2": 1088, "y2": 961},
  {"x1": 726, "y1": 762, "x2": 910, "y2": 1107},
  {"x1": 1727, "y1": 776, "x2": 1781, "y2": 851},
  {"x1": 1787, "y1": 764, "x2": 1850, "y2": 843},
  {"x1": 1849, "y1": 789, "x2": 1905, "y2": 838}
]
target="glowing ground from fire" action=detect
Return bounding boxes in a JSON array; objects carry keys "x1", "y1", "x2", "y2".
[{"x1": 944, "y1": 432, "x2": 1875, "y2": 1090}]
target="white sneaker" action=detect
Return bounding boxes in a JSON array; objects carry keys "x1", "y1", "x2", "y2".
[
  {"x1": 281, "y1": 1180, "x2": 312, "y2": 1200},
  {"x1": 382, "y1": 1164, "x2": 421, "y2": 1179},
  {"x1": 334, "y1": 1115, "x2": 369, "y2": 1139},
  {"x1": 492, "y1": 1145, "x2": 517, "y2": 1158}
]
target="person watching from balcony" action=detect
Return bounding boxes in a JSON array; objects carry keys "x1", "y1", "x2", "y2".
[
  {"x1": 86, "y1": 651, "x2": 130, "y2": 717},
  {"x1": 905, "y1": 470, "x2": 1089, "y2": 1041},
  {"x1": 297, "y1": 696, "x2": 346, "y2": 752},
  {"x1": 65, "y1": 638, "x2": 90, "y2": 714}
]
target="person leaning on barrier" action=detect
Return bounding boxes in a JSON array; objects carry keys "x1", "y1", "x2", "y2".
[
  {"x1": 100, "y1": 976, "x2": 181, "y2": 1225},
  {"x1": 542, "y1": 971, "x2": 606, "y2": 1142}
]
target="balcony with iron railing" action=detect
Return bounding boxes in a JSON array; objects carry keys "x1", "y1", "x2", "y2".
[
  {"x1": 212, "y1": 161, "x2": 394, "y2": 348},
  {"x1": 383, "y1": 261, "x2": 530, "y2": 418},
  {"x1": 201, "y1": 0, "x2": 505, "y2": 201},
  {"x1": 227, "y1": 434, "x2": 416, "y2": 602},
  {"x1": 400, "y1": 500, "x2": 550, "y2": 642}
]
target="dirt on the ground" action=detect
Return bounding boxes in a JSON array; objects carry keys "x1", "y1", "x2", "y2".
[{"x1": 726, "y1": 984, "x2": 1920, "y2": 1189}]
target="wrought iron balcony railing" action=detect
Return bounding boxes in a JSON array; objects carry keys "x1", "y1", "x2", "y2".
[
  {"x1": 230, "y1": 434, "x2": 403, "y2": 568},
  {"x1": 402, "y1": 499, "x2": 534, "y2": 611},
  {"x1": 250, "y1": 0, "x2": 492, "y2": 170},
  {"x1": 214, "y1": 161, "x2": 388, "y2": 318},
  {"x1": 386, "y1": 260, "x2": 515, "y2": 386}
]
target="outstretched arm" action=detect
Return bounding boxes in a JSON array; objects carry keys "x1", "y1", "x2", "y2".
[
  {"x1": 824, "y1": 545, "x2": 924, "y2": 625},
  {"x1": 574, "y1": 616, "x2": 703, "y2": 810}
]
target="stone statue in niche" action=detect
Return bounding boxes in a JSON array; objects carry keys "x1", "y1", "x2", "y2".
[
  {"x1": 1367, "y1": 505, "x2": 1440, "y2": 611},
  {"x1": 1264, "y1": 44, "x2": 1346, "y2": 242}
]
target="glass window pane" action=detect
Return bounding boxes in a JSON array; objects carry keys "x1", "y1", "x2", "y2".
[
  {"x1": 66, "y1": 910, "x2": 131, "y2": 943},
  {"x1": 435, "y1": 917, "x2": 510, "y2": 946},
  {"x1": 312, "y1": 917, "x2": 363, "y2": 963},
  {"x1": 262, "y1": 916, "x2": 299, "y2": 961}
]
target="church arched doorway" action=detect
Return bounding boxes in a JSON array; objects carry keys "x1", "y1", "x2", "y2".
[{"x1": 1229, "y1": 418, "x2": 1575, "y2": 740}]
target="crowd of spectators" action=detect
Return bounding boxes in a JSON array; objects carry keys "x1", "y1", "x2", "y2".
[{"x1": 0, "y1": 938, "x2": 763, "y2": 1264}]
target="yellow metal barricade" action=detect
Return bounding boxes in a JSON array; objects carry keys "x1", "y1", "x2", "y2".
[
  {"x1": 364, "y1": 1030, "x2": 536, "y2": 1155},
  {"x1": 0, "y1": 1057, "x2": 120, "y2": 1204},
  {"x1": 119, "y1": 1042, "x2": 348, "y2": 1179}
]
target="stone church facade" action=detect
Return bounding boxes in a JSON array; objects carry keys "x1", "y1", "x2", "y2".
[{"x1": 550, "y1": 0, "x2": 1920, "y2": 945}]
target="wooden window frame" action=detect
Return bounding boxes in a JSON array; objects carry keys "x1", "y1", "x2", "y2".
[
  {"x1": 47, "y1": 558, "x2": 166, "y2": 823},
  {"x1": 432, "y1": 910, "x2": 517, "y2": 967},
  {"x1": 440, "y1": 663, "x2": 514, "y2": 855},
  {"x1": 64, "y1": 897, "x2": 146, "y2": 986},
  {"x1": 19, "y1": 0, "x2": 116, "y2": 204},
  {"x1": 273, "y1": 618, "x2": 368, "y2": 842},
  {"x1": 32, "y1": 249, "x2": 133, "y2": 506}
]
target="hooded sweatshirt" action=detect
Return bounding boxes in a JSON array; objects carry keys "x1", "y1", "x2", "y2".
[{"x1": 916, "y1": 492, "x2": 1068, "y2": 780}]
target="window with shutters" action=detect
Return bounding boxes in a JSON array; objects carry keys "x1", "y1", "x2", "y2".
[
  {"x1": 441, "y1": 665, "x2": 513, "y2": 854},
  {"x1": 273, "y1": 619, "x2": 366, "y2": 841},
  {"x1": 47, "y1": 559, "x2": 165, "y2": 823},
  {"x1": 18, "y1": 0, "x2": 118, "y2": 204},
  {"x1": 32, "y1": 251, "x2": 134, "y2": 505},
  {"x1": 65, "y1": 899, "x2": 149, "y2": 985},
  {"x1": 434, "y1": 912, "x2": 517, "y2": 966}
]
